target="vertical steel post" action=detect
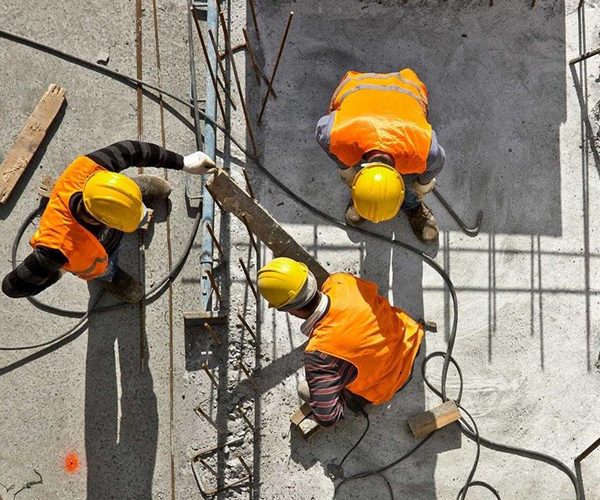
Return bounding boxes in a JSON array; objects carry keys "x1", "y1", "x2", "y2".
[{"x1": 200, "y1": 0, "x2": 219, "y2": 311}]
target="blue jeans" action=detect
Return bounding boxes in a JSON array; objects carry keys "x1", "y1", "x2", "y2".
[
  {"x1": 95, "y1": 252, "x2": 119, "y2": 282},
  {"x1": 400, "y1": 174, "x2": 421, "y2": 212}
]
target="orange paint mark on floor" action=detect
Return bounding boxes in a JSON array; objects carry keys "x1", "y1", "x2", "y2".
[{"x1": 65, "y1": 452, "x2": 79, "y2": 474}]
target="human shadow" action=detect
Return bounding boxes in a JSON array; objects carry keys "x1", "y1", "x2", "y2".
[{"x1": 84, "y1": 236, "x2": 158, "y2": 500}]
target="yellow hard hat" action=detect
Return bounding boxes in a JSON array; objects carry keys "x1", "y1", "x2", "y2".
[
  {"x1": 351, "y1": 163, "x2": 405, "y2": 223},
  {"x1": 257, "y1": 257, "x2": 309, "y2": 309},
  {"x1": 82, "y1": 171, "x2": 145, "y2": 233}
]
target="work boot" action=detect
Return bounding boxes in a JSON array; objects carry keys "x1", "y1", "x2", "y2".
[
  {"x1": 131, "y1": 174, "x2": 171, "y2": 204},
  {"x1": 99, "y1": 267, "x2": 144, "y2": 303},
  {"x1": 345, "y1": 201, "x2": 365, "y2": 226},
  {"x1": 405, "y1": 202, "x2": 439, "y2": 243}
]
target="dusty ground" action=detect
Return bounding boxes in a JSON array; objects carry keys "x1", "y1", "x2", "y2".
[{"x1": 0, "y1": 0, "x2": 599, "y2": 499}]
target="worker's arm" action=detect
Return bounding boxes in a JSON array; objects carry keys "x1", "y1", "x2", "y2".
[
  {"x1": 2, "y1": 246, "x2": 67, "y2": 298},
  {"x1": 416, "y1": 130, "x2": 445, "y2": 185},
  {"x1": 315, "y1": 113, "x2": 349, "y2": 170},
  {"x1": 86, "y1": 140, "x2": 215, "y2": 175},
  {"x1": 304, "y1": 350, "x2": 358, "y2": 428}
]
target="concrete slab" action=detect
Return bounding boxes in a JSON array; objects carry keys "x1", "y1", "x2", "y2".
[{"x1": 0, "y1": 0, "x2": 599, "y2": 499}]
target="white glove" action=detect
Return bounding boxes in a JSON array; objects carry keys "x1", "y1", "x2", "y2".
[
  {"x1": 182, "y1": 151, "x2": 217, "y2": 175},
  {"x1": 339, "y1": 165, "x2": 360, "y2": 187},
  {"x1": 412, "y1": 178, "x2": 436, "y2": 200}
]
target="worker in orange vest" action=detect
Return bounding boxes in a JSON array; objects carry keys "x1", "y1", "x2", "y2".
[
  {"x1": 2, "y1": 141, "x2": 215, "y2": 303},
  {"x1": 316, "y1": 69, "x2": 446, "y2": 243},
  {"x1": 257, "y1": 257, "x2": 424, "y2": 427}
]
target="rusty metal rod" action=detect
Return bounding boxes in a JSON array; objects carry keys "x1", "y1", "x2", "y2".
[
  {"x1": 218, "y1": 42, "x2": 246, "y2": 60},
  {"x1": 242, "y1": 28, "x2": 277, "y2": 98},
  {"x1": 199, "y1": 457, "x2": 219, "y2": 478},
  {"x1": 238, "y1": 359, "x2": 259, "y2": 388},
  {"x1": 239, "y1": 258, "x2": 258, "y2": 299},
  {"x1": 208, "y1": 28, "x2": 232, "y2": 94},
  {"x1": 190, "y1": 8, "x2": 228, "y2": 119},
  {"x1": 238, "y1": 455, "x2": 252, "y2": 477},
  {"x1": 194, "y1": 405, "x2": 222, "y2": 433},
  {"x1": 205, "y1": 222, "x2": 225, "y2": 258},
  {"x1": 237, "y1": 312, "x2": 257, "y2": 341},
  {"x1": 242, "y1": 168, "x2": 256, "y2": 198},
  {"x1": 206, "y1": 269, "x2": 222, "y2": 303},
  {"x1": 218, "y1": 8, "x2": 259, "y2": 156},
  {"x1": 258, "y1": 11, "x2": 294, "y2": 123},
  {"x1": 242, "y1": 29, "x2": 261, "y2": 85},
  {"x1": 570, "y1": 46, "x2": 600, "y2": 65},
  {"x1": 237, "y1": 405, "x2": 255, "y2": 431},
  {"x1": 247, "y1": 0, "x2": 260, "y2": 40},
  {"x1": 203, "y1": 322, "x2": 222, "y2": 345},
  {"x1": 201, "y1": 362, "x2": 219, "y2": 388},
  {"x1": 241, "y1": 215, "x2": 259, "y2": 253}
]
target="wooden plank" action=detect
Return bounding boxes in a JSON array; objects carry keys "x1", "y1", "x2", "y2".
[
  {"x1": 207, "y1": 170, "x2": 330, "y2": 286},
  {"x1": 407, "y1": 400, "x2": 461, "y2": 438},
  {"x1": 0, "y1": 84, "x2": 66, "y2": 204},
  {"x1": 38, "y1": 174, "x2": 57, "y2": 198},
  {"x1": 290, "y1": 403, "x2": 322, "y2": 439},
  {"x1": 290, "y1": 402, "x2": 313, "y2": 426}
]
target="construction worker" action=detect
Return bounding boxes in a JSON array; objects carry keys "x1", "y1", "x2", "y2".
[
  {"x1": 2, "y1": 140, "x2": 215, "y2": 303},
  {"x1": 315, "y1": 69, "x2": 446, "y2": 243},
  {"x1": 257, "y1": 257, "x2": 424, "y2": 427}
]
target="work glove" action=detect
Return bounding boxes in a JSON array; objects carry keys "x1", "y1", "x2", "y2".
[
  {"x1": 182, "y1": 151, "x2": 217, "y2": 175},
  {"x1": 339, "y1": 165, "x2": 359, "y2": 187},
  {"x1": 412, "y1": 177, "x2": 436, "y2": 200}
]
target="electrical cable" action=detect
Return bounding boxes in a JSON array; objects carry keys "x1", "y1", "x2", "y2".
[{"x1": 0, "y1": 29, "x2": 582, "y2": 500}]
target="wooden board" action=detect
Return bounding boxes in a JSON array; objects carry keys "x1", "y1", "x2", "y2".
[
  {"x1": 407, "y1": 400, "x2": 461, "y2": 438},
  {"x1": 0, "y1": 84, "x2": 66, "y2": 204},
  {"x1": 290, "y1": 403, "x2": 322, "y2": 439},
  {"x1": 38, "y1": 174, "x2": 57, "y2": 198},
  {"x1": 207, "y1": 170, "x2": 330, "y2": 286}
]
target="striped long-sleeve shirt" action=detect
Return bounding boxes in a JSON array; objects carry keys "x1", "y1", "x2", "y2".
[
  {"x1": 2, "y1": 141, "x2": 184, "y2": 298},
  {"x1": 304, "y1": 350, "x2": 358, "y2": 427}
]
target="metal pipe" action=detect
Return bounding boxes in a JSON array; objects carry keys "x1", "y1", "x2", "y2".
[
  {"x1": 218, "y1": 7, "x2": 259, "y2": 157},
  {"x1": 199, "y1": 0, "x2": 219, "y2": 313},
  {"x1": 258, "y1": 12, "x2": 294, "y2": 123}
]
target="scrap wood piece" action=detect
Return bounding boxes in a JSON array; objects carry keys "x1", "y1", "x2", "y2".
[
  {"x1": 407, "y1": 400, "x2": 461, "y2": 439},
  {"x1": 206, "y1": 170, "x2": 330, "y2": 287},
  {"x1": 0, "y1": 84, "x2": 66, "y2": 204},
  {"x1": 290, "y1": 403, "x2": 321, "y2": 439},
  {"x1": 38, "y1": 174, "x2": 57, "y2": 198}
]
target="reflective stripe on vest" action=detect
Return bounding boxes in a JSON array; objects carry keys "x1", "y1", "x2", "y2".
[
  {"x1": 29, "y1": 156, "x2": 110, "y2": 280},
  {"x1": 306, "y1": 274, "x2": 424, "y2": 405},
  {"x1": 325, "y1": 69, "x2": 433, "y2": 174}
]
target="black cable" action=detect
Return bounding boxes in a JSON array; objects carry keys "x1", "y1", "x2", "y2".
[
  {"x1": 338, "y1": 408, "x2": 370, "y2": 469},
  {"x1": 0, "y1": 29, "x2": 582, "y2": 500}
]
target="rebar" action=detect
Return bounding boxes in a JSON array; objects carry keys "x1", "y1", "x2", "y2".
[
  {"x1": 237, "y1": 405, "x2": 255, "y2": 431},
  {"x1": 241, "y1": 215, "x2": 259, "y2": 253},
  {"x1": 203, "y1": 322, "x2": 223, "y2": 345},
  {"x1": 258, "y1": 11, "x2": 294, "y2": 123},
  {"x1": 206, "y1": 269, "x2": 222, "y2": 303},
  {"x1": 238, "y1": 455, "x2": 253, "y2": 477},
  {"x1": 194, "y1": 404, "x2": 222, "y2": 433},
  {"x1": 242, "y1": 168, "x2": 256, "y2": 198},
  {"x1": 191, "y1": 7, "x2": 230, "y2": 118},
  {"x1": 201, "y1": 362, "x2": 219, "y2": 388},
  {"x1": 242, "y1": 28, "x2": 277, "y2": 98},
  {"x1": 247, "y1": 0, "x2": 260, "y2": 39},
  {"x1": 242, "y1": 29, "x2": 261, "y2": 85},
  {"x1": 239, "y1": 258, "x2": 258, "y2": 299},
  {"x1": 238, "y1": 359, "x2": 259, "y2": 388},
  {"x1": 237, "y1": 312, "x2": 257, "y2": 341},
  {"x1": 217, "y1": 8, "x2": 259, "y2": 156},
  {"x1": 208, "y1": 28, "x2": 232, "y2": 92},
  {"x1": 205, "y1": 222, "x2": 225, "y2": 258}
]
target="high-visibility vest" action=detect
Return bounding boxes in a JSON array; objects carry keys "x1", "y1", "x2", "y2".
[
  {"x1": 30, "y1": 156, "x2": 110, "y2": 280},
  {"x1": 328, "y1": 69, "x2": 432, "y2": 174},
  {"x1": 306, "y1": 273, "x2": 424, "y2": 405}
]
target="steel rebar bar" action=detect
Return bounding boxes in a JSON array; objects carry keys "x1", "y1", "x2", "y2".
[
  {"x1": 258, "y1": 11, "x2": 294, "y2": 123},
  {"x1": 203, "y1": 322, "x2": 223, "y2": 345},
  {"x1": 205, "y1": 222, "x2": 225, "y2": 258},
  {"x1": 241, "y1": 215, "x2": 259, "y2": 253},
  {"x1": 237, "y1": 405, "x2": 255, "y2": 431},
  {"x1": 238, "y1": 359, "x2": 259, "y2": 388},
  {"x1": 201, "y1": 362, "x2": 219, "y2": 388},
  {"x1": 237, "y1": 312, "x2": 257, "y2": 341},
  {"x1": 194, "y1": 405, "x2": 222, "y2": 433},
  {"x1": 239, "y1": 258, "x2": 258, "y2": 299},
  {"x1": 206, "y1": 269, "x2": 222, "y2": 303}
]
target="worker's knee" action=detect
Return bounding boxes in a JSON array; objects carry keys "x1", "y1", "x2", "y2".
[{"x1": 297, "y1": 379, "x2": 310, "y2": 402}]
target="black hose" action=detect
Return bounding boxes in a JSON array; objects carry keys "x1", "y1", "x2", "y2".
[{"x1": 0, "y1": 29, "x2": 582, "y2": 500}]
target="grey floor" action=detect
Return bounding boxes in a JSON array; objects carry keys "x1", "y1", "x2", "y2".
[{"x1": 0, "y1": 0, "x2": 599, "y2": 499}]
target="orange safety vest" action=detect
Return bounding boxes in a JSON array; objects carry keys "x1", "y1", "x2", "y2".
[
  {"x1": 306, "y1": 273, "x2": 424, "y2": 405},
  {"x1": 328, "y1": 69, "x2": 433, "y2": 174},
  {"x1": 30, "y1": 156, "x2": 110, "y2": 280}
]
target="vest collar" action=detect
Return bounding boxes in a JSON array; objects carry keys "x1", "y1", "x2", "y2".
[{"x1": 300, "y1": 292, "x2": 330, "y2": 337}]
